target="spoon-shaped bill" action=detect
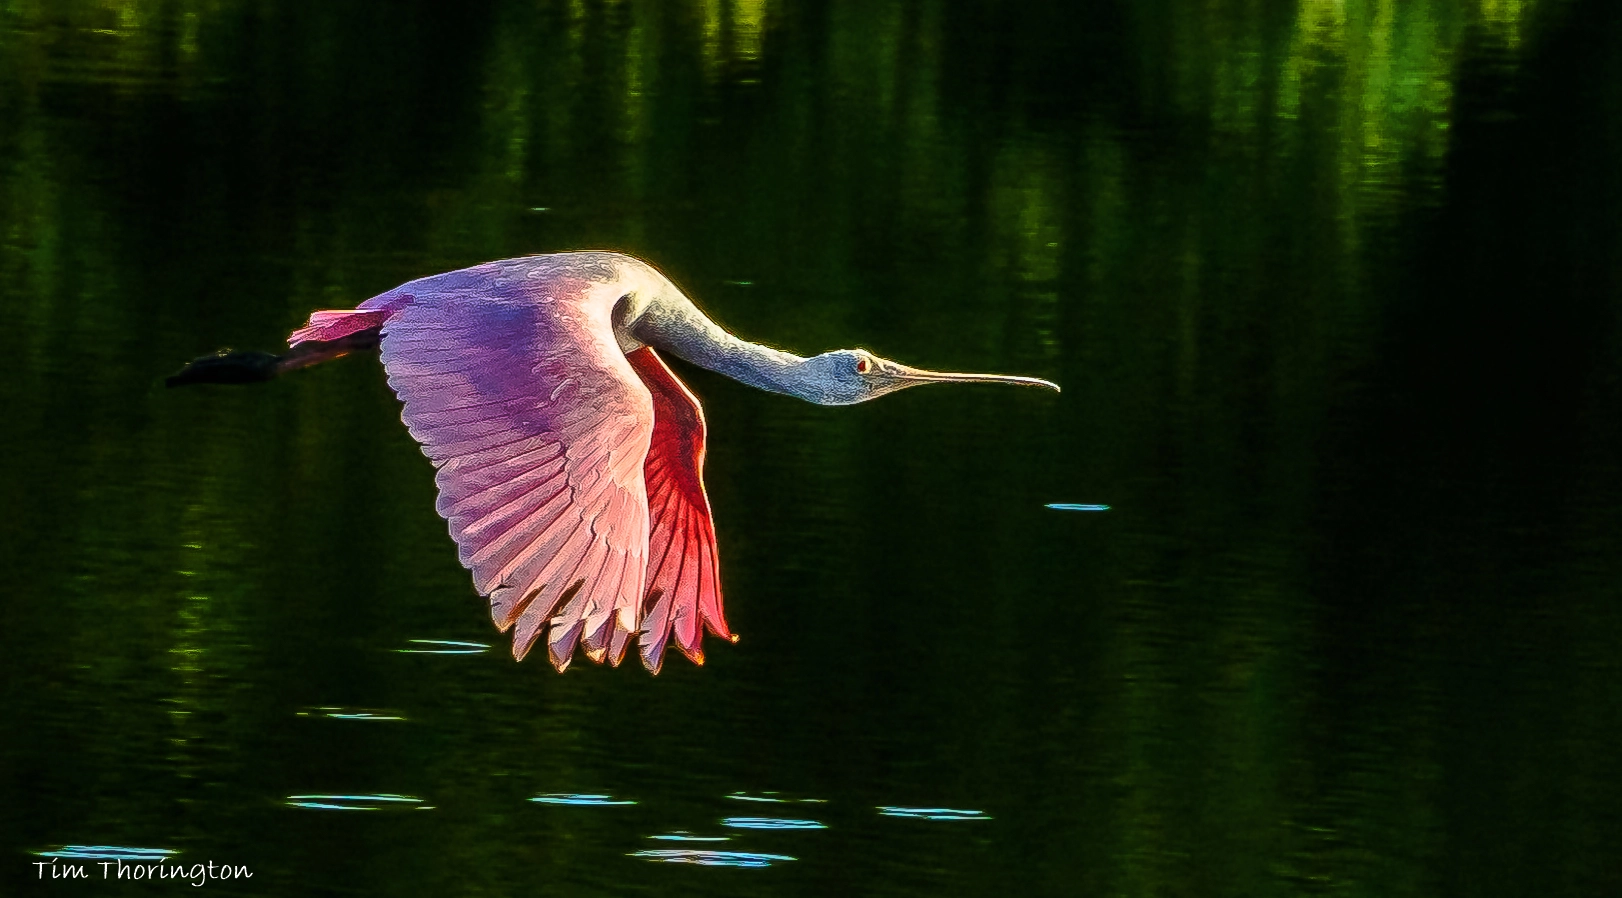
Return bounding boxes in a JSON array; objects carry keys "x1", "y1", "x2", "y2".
[{"x1": 896, "y1": 367, "x2": 1060, "y2": 392}]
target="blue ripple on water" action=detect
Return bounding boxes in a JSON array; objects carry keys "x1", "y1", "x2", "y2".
[
  {"x1": 285, "y1": 794, "x2": 429, "y2": 811},
  {"x1": 296, "y1": 706, "x2": 405, "y2": 721},
  {"x1": 725, "y1": 791, "x2": 827, "y2": 804},
  {"x1": 1045, "y1": 503, "x2": 1111, "y2": 512},
  {"x1": 631, "y1": 849, "x2": 795, "y2": 867},
  {"x1": 34, "y1": 846, "x2": 177, "y2": 860},
  {"x1": 395, "y1": 639, "x2": 490, "y2": 654},
  {"x1": 529, "y1": 793, "x2": 636, "y2": 806},
  {"x1": 878, "y1": 806, "x2": 991, "y2": 821},
  {"x1": 722, "y1": 817, "x2": 828, "y2": 830}
]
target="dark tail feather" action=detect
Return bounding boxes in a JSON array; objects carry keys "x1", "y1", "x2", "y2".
[
  {"x1": 166, "y1": 329, "x2": 382, "y2": 388},
  {"x1": 166, "y1": 350, "x2": 283, "y2": 387}
]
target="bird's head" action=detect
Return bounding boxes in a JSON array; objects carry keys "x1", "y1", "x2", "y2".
[{"x1": 797, "y1": 349, "x2": 1060, "y2": 405}]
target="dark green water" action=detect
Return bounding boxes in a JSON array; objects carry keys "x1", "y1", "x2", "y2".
[{"x1": 3, "y1": 1, "x2": 1621, "y2": 894}]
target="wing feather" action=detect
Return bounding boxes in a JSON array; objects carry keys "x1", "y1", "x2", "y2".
[
  {"x1": 628, "y1": 348, "x2": 733, "y2": 673},
  {"x1": 375, "y1": 263, "x2": 652, "y2": 670},
  {"x1": 463, "y1": 466, "x2": 573, "y2": 534},
  {"x1": 439, "y1": 452, "x2": 568, "y2": 518},
  {"x1": 488, "y1": 500, "x2": 590, "y2": 594},
  {"x1": 672, "y1": 510, "x2": 704, "y2": 656},
  {"x1": 698, "y1": 530, "x2": 721, "y2": 636}
]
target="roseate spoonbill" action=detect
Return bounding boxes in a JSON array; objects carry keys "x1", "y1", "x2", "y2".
[{"x1": 169, "y1": 252, "x2": 1058, "y2": 672}]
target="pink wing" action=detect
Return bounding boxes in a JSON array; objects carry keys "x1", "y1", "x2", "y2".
[
  {"x1": 372, "y1": 268, "x2": 652, "y2": 671},
  {"x1": 626, "y1": 348, "x2": 734, "y2": 673}
]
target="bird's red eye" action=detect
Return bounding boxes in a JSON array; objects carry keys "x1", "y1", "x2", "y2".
[{"x1": 856, "y1": 357, "x2": 870, "y2": 374}]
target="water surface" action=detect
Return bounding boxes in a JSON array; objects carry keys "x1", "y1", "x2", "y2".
[{"x1": 2, "y1": 1, "x2": 1620, "y2": 895}]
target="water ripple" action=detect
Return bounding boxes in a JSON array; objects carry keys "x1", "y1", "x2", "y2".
[
  {"x1": 296, "y1": 706, "x2": 405, "y2": 721},
  {"x1": 1045, "y1": 503, "x2": 1111, "y2": 512},
  {"x1": 722, "y1": 817, "x2": 827, "y2": 830},
  {"x1": 878, "y1": 806, "x2": 991, "y2": 821},
  {"x1": 285, "y1": 794, "x2": 430, "y2": 811},
  {"x1": 529, "y1": 793, "x2": 636, "y2": 806},
  {"x1": 725, "y1": 791, "x2": 827, "y2": 804},
  {"x1": 34, "y1": 846, "x2": 177, "y2": 860},
  {"x1": 631, "y1": 849, "x2": 795, "y2": 867},
  {"x1": 395, "y1": 639, "x2": 490, "y2": 654}
]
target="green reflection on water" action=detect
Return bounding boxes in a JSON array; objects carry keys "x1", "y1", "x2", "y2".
[{"x1": 2, "y1": 1, "x2": 1618, "y2": 896}]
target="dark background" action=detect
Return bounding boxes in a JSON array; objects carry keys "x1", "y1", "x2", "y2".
[{"x1": 2, "y1": 0, "x2": 1619, "y2": 894}]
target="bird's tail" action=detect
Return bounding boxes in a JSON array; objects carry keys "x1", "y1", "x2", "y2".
[
  {"x1": 167, "y1": 326, "x2": 384, "y2": 388},
  {"x1": 166, "y1": 350, "x2": 284, "y2": 387}
]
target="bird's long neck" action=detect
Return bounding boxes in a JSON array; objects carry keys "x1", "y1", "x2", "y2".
[
  {"x1": 701, "y1": 339, "x2": 812, "y2": 398},
  {"x1": 631, "y1": 291, "x2": 819, "y2": 400}
]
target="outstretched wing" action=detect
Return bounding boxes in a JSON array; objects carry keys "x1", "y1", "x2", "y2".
[
  {"x1": 376, "y1": 272, "x2": 652, "y2": 671},
  {"x1": 627, "y1": 348, "x2": 734, "y2": 673}
]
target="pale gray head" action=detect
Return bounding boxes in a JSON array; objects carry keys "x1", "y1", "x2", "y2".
[{"x1": 797, "y1": 349, "x2": 1060, "y2": 406}]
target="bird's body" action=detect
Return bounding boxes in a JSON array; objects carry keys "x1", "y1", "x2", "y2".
[{"x1": 171, "y1": 252, "x2": 1057, "y2": 673}]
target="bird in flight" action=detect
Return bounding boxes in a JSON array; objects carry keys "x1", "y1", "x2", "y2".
[{"x1": 169, "y1": 253, "x2": 1058, "y2": 673}]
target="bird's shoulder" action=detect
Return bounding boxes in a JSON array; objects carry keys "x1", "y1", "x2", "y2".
[{"x1": 360, "y1": 252, "x2": 646, "y2": 311}]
